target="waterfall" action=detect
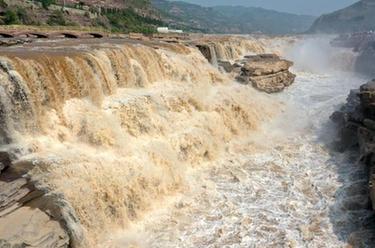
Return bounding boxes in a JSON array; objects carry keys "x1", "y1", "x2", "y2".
[
  {"x1": 209, "y1": 45, "x2": 218, "y2": 67},
  {"x1": 0, "y1": 39, "x2": 275, "y2": 246}
]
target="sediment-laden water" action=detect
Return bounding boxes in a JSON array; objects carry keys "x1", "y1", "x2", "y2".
[
  {"x1": 105, "y1": 38, "x2": 375, "y2": 248},
  {"x1": 1, "y1": 36, "x2": 374, "y2": 247},
  {"x1": 0, "y1": 37, "x2": 274, "y2": 246}
]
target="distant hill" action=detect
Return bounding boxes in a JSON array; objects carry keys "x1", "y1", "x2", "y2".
[
  {"x1": 152, "y1": 0, "x2": 316, "y2": 34},
  {"x1": 309, "y1": 0, "x2": 375, "y2": 33},
  {"x1": 0, "y1": 0, "x2": 163, "y2": 33},
  {"x1": 0, "y1": 0, "x2": 316, "y2": 35}
]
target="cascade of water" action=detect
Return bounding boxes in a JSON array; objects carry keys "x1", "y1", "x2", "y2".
[{"x1": 0, "y1": 39, "x2": 275, "y2": 246}]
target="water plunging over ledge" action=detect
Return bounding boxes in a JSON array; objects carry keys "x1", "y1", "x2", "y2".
[
  {"x1": 105, "y1": 38, "x2": 375, "y2": 248},
  {"x1": 0, "y1": 36, "x2": 374, "y2": 247}
]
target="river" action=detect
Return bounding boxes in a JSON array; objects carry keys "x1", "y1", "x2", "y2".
[{"x1": 106, "y1": 37, "x2": 375, "y2": 248}]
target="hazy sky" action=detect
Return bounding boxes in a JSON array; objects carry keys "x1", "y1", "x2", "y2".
[{"x1": 172, "y1": 0, "x2": 359, "y2": 16}]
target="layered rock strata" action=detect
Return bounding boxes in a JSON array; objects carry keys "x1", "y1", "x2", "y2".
[
  {"x1": 196, "y1": 42, "x2": 296, "y2": 94},
  {"x1": 331, "y1": 33, "x2": 375, "y2": 78},
  {"x1": 0, "y1": 148, "x2": 84, "y2": 247},
  {"x1": 235, "y1": 54, "x2": 295, "y2": 93},
  {"x1": 331, "y1": 79, "x2": 375, "y2": 212}
]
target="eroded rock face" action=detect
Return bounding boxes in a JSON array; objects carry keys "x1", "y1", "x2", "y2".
[
  {"x1": 0, "y1": 206, "x2": 69, "y2": 248},
  {"x1": 235, "y1": 54, "x2": 296, "y2": 93},
  {"x1": 241, "y1": 54, "x2": 293, "y2": 76},
  {"x1": 0, "y1": 148, "x2": 84, "y2": 248},
  {"x1": 331, "y1": 79, "x2": 375, "y2": 210},
  {"x1": 330, "y1": 33, "x2": 375, "y2": 78},
  {"x1": 355, "y1": 42, "x2": 375, "y2": 78},
  {"x1": 331, "y1": 32, "x2": 375, "y2": 52}
]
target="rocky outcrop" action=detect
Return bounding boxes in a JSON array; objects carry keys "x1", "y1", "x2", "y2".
[
  {"x1": 355, "y1": 41, "x2": 375, "y2": 78},
  {"x1": 196, "y1": 48, "x2": 296, "y2": 93},
  {"x1": 331, "y1": 32, "x2": 375, "y2": 52},
  {"x1": 331, "y1": 79, "x2": 375, "y2": 246},
  {"x1": 330, "y1": 33, "x2": 375, "y2": 78},
  {"x1": 0, "y1": 39, "x2": 31, "y2": 47},
  {"x1": 332, "y1": 79, "x2": 375, "y2": 210},
  {"x1": 0, "y1": 148, "x2": 84, "y2": 248},
  {"x1": 235, "y1": 54, "x2": 296, "y2": 93}
]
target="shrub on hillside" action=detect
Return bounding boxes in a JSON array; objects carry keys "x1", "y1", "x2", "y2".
[
  {"x1": 104, "y1": 8, "x2": 162, "y2": 34},
  {"x1": 38, "y1": 0, "x2": 56, "y2": 9},
  {"x1": 47, "y1": 10, "x2": 66, "y2": 25},
  {"x1": 4, "y1": 9, "x2": 20, "y2": 25},
  {"x1": 0, "y1": 0, "x2": 7, "y2": 8}
]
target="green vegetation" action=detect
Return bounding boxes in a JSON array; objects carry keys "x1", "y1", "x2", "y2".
[
  {"x1": 3, "y1": 10, "x2": 19, "y2": 25},
  {"x1": 37, "y1": 0, "x2": 56, "y2": 9},
  {"x1": 103, "y1": 8, "x2": 163, "y2": 34},
  {"x1": 0, "y1": 0, "x2": 163, "y2": 34},
  {"x1": 0, "y1": 0, "x2": 7, "y2": 8},
  {"x1": 3, "y1": 6, "x2": 35, "y2": 25},
  {"x1": 152, "y1": 0, "x2": 316, "y2": 34},
  {"x1": 47, "y1": 10, "x2": 66, "y2": 25},
  {"x1": 2, "y1": 6, "x2": 40, "y2": 25}
]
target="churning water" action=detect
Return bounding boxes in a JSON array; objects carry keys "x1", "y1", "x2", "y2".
[
  {"x1": 106, "y1": 38, "x2": 375, "y2": 248},
  {"x1": 1, "y1": 36, "x2": 373, "y2": 247}
]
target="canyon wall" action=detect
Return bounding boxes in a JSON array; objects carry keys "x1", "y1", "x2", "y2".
[{"x1": 331, "y1": 79, "x2": 375, "y2": 246}]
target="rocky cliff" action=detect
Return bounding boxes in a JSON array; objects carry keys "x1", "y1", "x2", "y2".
[
  {"x1": 331, "y1": 80, "x2": 375, "y2": 246},
  {"x1": 330, "y1": 32, "x2": 375, "y2": 77}
]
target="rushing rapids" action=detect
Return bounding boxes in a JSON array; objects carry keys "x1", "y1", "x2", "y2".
[
  {"x1": 0, "y1": 37, "x2": 275, "y2": 247},
  {"x1": 105, "y1": 37, "x2": 375, "y2": 247},
  {"x1": 0, "y1": 35, "x2": 374, "y2": 247}
]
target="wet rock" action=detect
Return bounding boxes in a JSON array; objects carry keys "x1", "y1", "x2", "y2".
[
  {"x1": 0, "y1": 156, "x2": 84, "y2": 248},
  {"x1": 342, "y1": 195, "x2": 370, "y2": 211},
  {"x1": 363, "y1": 118, "x2": 375, "y2": 131},
  {"x1": 218, "y1": 60, "x2": 233, "y2": 73},
  {"x1": 332, "y1": 78, "x2": 375, "y2": 239},
  {"x1": 0, "y1": 151, "x2": 11, "y2": 174},
  {"x1": 249, "y1": 71, "x2": 296, "y2": 94},
  {"x1": 241, "y1": 54, "x2": 293, "y2": 76},
  {"x1": 0, "y1": 39, "x2": 31, "y2": 47},
  {"x1": 196, "y1": 44, "x2": 212, "y2": 62},
  {"x1": 196, "y1": 44, "x2": 217, "y2": 65},
  {"x1": 235, "y1": 54, "x2": 295, "y2": 93},
  {"x1": 0, "y1": 206, "x2": 69, "y2": 248},
  {"x1": 348, "y1": 229, "x2": 375, "y2": 248}
]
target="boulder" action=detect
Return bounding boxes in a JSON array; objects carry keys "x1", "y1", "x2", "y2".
[
  {"x1": 236, "y1": 54, "x2": 296, "y2": 93},
  {"x1": 248, "y1": 71, "x2": 295, "y2": 94},
  {"x1": 241, "y1": 54, "x2": 293, "y2": 76}
]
